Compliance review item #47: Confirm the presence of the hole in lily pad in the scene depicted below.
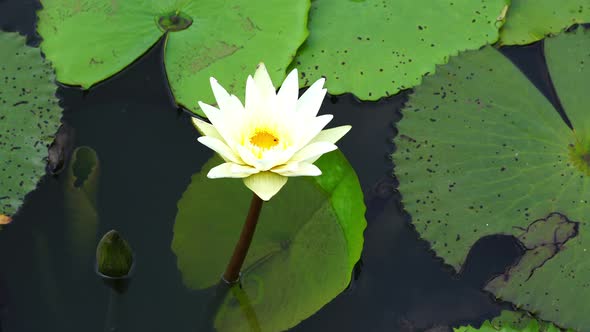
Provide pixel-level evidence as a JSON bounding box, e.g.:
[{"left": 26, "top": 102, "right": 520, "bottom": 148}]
[{"left": 157, "top": 11, "right": 192, "bottom": 32}]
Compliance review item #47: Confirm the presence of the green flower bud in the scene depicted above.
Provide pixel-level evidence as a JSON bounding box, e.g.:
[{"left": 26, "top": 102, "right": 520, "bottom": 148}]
[{"left": 96, "top": 230, "right": 134, "bottom": 278}]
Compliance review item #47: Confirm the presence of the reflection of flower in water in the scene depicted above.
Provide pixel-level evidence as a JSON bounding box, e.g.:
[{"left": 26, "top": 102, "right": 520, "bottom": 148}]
[{"left": 193, "top": 63, "right": 351, "bottom": 200}]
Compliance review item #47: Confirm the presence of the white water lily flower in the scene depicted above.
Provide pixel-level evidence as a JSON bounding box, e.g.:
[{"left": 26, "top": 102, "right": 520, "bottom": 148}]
[{"left": 192, "top": 63, "right": 351, "bottom": 201}]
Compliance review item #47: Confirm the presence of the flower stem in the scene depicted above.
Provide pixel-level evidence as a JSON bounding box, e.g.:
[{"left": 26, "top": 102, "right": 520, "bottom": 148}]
[
  {"left": 104, "top": 289, "right": 120, "bottom": 332},
  {"left": 222, "top": 194, "right": 264, "bottom": 284}
]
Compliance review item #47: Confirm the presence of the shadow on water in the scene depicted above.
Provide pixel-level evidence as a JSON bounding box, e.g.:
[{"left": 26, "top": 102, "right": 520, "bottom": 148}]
[{"left": 0, "top": 0, "right": 554, "bottom": 331}]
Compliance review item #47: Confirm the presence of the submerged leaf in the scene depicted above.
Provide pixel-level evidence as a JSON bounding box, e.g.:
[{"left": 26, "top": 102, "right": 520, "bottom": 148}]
[
  {"left": 454, "top": 311, "right": 571, "bottom": 332},
  {"left": 65, "top": 146, "right": 100, "bottom": 260},
  {"left": 499, "top": 0, "right": 590, "bottom": 45},
  {"left": 0, "top": 32, "right": 62, "bottom": 218},
  {"left": 172, "top": 150, "right": 366, "bottom": 331},
  {"left": 37, "top": 0, "right": 309, "bottom": 116},
  {"left": 455, "top": 320, "right": 541, "bottom": 332},
  {"left": 393, "top": 28, "right": 590, "bottom": 330},
  {"left": 292, "top": 0, "right": 508, "bottom": 100}
]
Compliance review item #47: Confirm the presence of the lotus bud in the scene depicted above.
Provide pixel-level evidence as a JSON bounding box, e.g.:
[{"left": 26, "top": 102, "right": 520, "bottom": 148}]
[{"left": 96, "top": 230, "right": 134, "bottom": 278}]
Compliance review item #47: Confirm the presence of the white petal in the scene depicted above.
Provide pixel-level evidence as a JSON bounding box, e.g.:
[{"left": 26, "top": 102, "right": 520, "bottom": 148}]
[
  {"left": 236, "top": 145, "right": 263, "bottom": 169},
  {"left": 245, "top": 75, "right": 262, "bottom": 112},
  {"left": 209, "top": 78, "right": 245, "bottom": 113},
  {"left": 277, "top": 68, "right": 299, "bottom": 113},
  {"left": 243, "top": 172, "right": 288, "bottom": 201},
  {"left": 197, "top": 136, "right": 242, "bottom": 164},
  {"left": 236, "top": 145, "right": 284, "bottom": 171},
  {"left": 253, "top": 63, "right": 276, "bottom": 99},
  {"left": 296, "top": 78, "right": 327, "bottom": 117},
  {"left": 198, "top": 101, "right": 220, "bottom": 118},
  {"left": 191, "top": 117, "right": 223, "bottom": 140},
  {"left": 225, "top": 94, "right": 246, "bottom": 113},
  {"left": 207, "top": 163, "right": 259, "bottom": 178},
  {"left": 271, "top": 162, "right": 322, "bottom": 177},
  {"left": 264, "top": 147, "right": 298, "bottom": 169},
  {"left": 198, "top": 101, "right": 239, "bottom": 145},
  {"left": 209, "top": 78, "right": 231, "bottom": 107},
  {"left": 309, "top": 125, "right": 351, "bottom": 144},
  {"left": 269, "top": 162, "right": 300, "bottom": 174},
  {"left": 295, "top": 114, "right": 334, "bottom": 150},
  {"left": 291, "top": 142, "right": 337, "bottom": 162}
]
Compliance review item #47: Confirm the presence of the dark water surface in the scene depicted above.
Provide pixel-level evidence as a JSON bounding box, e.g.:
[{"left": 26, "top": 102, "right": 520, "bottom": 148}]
[{"left": 0, "top": 1, "right": 551, "bottom": 331}]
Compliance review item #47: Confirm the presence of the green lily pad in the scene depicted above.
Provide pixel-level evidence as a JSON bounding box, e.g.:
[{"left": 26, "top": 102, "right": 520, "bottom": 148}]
[
  {"left": 171, "top": 150, "right": 366, "bottom": 331},
  {"left": 499, "top": 0, "right": 590, "bottom": 45},
  {"left": 216, "top": 285, "right": 262, "bottom": 332},
  {"left": 37, "top": 0, "right": 309, "bottom": 116},
  {"left": 292, "top": 0, "right": 509, "bottom": 100},
  {"left": 454, "top": 311, "right": 567, "bottom": 332},
  {"left": 0, "top": 32, "right": 62, "bottom": 220},
  {"left": 393, "top": 28, "right": 590, "bottom": 330}
]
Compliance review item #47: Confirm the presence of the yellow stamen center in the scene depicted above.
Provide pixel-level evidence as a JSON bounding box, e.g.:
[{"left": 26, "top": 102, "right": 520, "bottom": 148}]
[{"left": 250, "top": 130, "right": 280, "bottom": 149}]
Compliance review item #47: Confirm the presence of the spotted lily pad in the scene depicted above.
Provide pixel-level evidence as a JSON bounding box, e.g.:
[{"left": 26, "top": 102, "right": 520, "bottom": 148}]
[
  {"left": 454, "top": 311, "right": 567, "bottom": 332},
  {"left": 393, "top": 28, "right": 590, "bottom": 329},
  {"left": 0, "top": 32, "right": 62, "bottom": 221},
  {"left": 292, "top": 0, "right": 509, "bottom": 100},
  {"left": 172, "top": 150, "right": 366, "bottom": 331},
  {"left": 499, "top": 0, "right": 590, "bottom": 45},
  {"left": 37, "top": 0, "right": 309, "bottom": 116}
]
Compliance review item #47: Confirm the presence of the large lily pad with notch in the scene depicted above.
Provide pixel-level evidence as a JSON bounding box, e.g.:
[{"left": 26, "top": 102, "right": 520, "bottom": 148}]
[
  {"left": 454, "top": 311, "right": 568, "bottom": 332},
  {"left": 172, "top": 150, "right": 366, "bottom": 331},
  {"left": 292, "top": 0, "right": 509, "bottom": 100},
  {"left": 0, "top": 32, "right": 62, "bottom": 221},
  {"left": 37, "top": 0, "right": 309, "bottom": 116},
  {"left": 393, "top": 28, "right": 590, "bottom": 330},
  {"left": 499, "top": 0, "right": 590, "bottom": 45}
]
